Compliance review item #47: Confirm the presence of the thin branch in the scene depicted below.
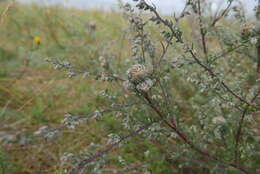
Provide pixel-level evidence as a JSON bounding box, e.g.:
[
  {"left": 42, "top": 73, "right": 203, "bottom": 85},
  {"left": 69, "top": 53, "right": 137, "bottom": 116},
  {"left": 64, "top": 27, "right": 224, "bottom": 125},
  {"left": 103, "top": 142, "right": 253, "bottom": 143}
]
[
  {"left": 211, "top": 0, "right": 233, "bottom": 27},
  {"left": 188, "top": 48, "right": 254, "bottom": 107},
  {"left": 210, "top": 39, "right": 249, "bottom": 64},
  {"left": 141, "top": 1, "right": 253, "bottom": 108},
  {"left": 142, "top": 92, "right": 250, "bottom": 174},
  {"left": 143, "top": 4, "right": 175, "bottom": 67},
  {"left": 134, "top": 2, "right": 251, "bottom": 173},
  {"left": 174, "top": 0, "right": 190, "bottom": 22},
  {"left": 51, "top": 102, "right": 145, "bottom": 133},
  {"left": 69, "top": 120, "right": 158, "bottom": 174},
  {"left": 116, "top": 147, "right": 226, "bottom": 174},
  {"left": 45, "top": 58, "right": 125, "bottom": 81},
  {"left": 256, "top": 0, "right": 260, "bottom": 72},
  {"left": 234, "top": 89, "right": 260, "bottom": 163},
  {"left": 257, "top": 40, "right": 260, "bottom": 73},
  {"left": 140, "top": 30, "right": 146, "bottom": 63},
  {"left": 116, "top": 149, "right": 174, "bottom": 174},
  {"left": 197, "top": 0, "right": 208, "bottom": 60}
]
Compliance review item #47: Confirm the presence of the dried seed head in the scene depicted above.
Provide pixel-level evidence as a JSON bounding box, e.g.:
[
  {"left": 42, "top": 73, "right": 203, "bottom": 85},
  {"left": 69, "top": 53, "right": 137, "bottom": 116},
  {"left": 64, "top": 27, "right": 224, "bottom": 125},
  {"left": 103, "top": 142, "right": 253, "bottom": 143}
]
[
  {"left": 241, "top": 21, "right": 260, "bottom": 39},
  {"left": 127, "top": 64, "right": 147, "bottom": 82}
]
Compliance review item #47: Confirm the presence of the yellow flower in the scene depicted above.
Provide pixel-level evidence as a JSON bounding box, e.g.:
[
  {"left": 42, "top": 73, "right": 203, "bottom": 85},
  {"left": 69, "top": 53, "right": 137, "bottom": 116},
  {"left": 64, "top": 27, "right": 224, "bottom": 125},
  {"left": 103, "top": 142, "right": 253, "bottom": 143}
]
[
  {"left": 34, "top": 36, "right": 41, "bottom": 45},
  {"left": 59, "top": 21, "right": 65, "bottom": 27}
]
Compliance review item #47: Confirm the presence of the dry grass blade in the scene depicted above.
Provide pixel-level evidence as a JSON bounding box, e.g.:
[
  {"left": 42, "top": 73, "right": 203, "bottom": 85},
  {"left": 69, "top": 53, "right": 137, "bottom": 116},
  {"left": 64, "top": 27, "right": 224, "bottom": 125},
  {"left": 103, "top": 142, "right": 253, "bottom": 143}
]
[{"left": 0, "top": 0, "right": 15, "bottom": 26}]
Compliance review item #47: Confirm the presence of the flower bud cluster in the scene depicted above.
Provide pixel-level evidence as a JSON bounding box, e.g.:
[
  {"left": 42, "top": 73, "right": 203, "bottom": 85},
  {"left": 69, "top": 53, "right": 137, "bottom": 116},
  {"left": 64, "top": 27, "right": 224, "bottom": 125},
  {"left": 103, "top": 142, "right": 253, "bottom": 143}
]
[{"left": 241, "top": 21, "right": 260, "bottom": 40}]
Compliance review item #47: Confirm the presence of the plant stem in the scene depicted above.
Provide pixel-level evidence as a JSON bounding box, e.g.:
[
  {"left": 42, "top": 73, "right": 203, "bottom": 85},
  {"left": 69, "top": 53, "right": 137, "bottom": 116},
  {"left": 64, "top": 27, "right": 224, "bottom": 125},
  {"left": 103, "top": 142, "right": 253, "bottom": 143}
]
[
  {"left": 234, "top": 89, "right": 260, "bottom": 163},
  {"left": 143, "top": 93, "right": 250, "bottom": 174},
  {"left": 197, "top": 0, "right": 208, "bottom": 62},
  {"left": 257, "top": 0, "right": 260, "bottom": 72}
]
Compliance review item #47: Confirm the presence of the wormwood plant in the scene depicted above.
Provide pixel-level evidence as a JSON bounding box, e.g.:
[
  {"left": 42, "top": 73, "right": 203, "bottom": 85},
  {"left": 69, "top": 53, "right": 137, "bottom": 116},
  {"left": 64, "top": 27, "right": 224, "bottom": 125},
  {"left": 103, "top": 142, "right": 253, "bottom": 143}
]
[{"left": 38, "top": 0, "right": 260, "bottom": 173}]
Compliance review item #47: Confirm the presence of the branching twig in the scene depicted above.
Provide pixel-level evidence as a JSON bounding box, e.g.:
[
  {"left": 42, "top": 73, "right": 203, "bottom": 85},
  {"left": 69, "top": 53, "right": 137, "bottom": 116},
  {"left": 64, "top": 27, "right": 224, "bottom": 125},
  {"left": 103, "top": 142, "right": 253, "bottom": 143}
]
[
  {"left": 197, "top": 0, "right": 208, "bottom": 60},
  {"left": 234, "top": 89, "right": 260, "bottom": 163},
  {"left": 210, "top": 39, "right": 249, "bottom": 63},
  {"left": 51, "top": 102, "right": 145, "bottom": 133},
  {"left": 45, "top": 58, "right": 125, "bottom": 81},
  {"left": 211, "top": 0, "right": 233, "bottom": 27},
  {"left": 69, "top": 120, "right": 158, "bottom": 174},
  {"left": 188, "top": 49, "right": 255, "bottom": 107},
  {"left": 116, "top": 149, "right": 175, "bottom": 174},
  {"left": 141, "top": 1, "right": 254, "bottom": 108},
  {"left": 142, "top": 92, "right": 250, "bottom": 174},
  {"left": 257, "top": 0, "right": 260, "bottom": 72},
  {"left": 174, "top": 0, "right": 190, "bottom": 22},
  {"left": 133, "top": 2, "right": 251, "bottom": 173},
  {"left": 116, "top": 147, "right": 226, "bottom": 174}
]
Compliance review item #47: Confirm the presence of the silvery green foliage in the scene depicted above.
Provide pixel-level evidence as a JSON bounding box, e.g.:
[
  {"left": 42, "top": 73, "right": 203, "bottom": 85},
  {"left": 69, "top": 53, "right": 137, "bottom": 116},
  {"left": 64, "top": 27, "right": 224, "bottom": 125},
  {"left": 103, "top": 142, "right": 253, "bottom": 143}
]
[
  {"left": 60, "top": 153, "right": 76, "bottom": 165},
  {"left": 62, "top": 114, "right": 81, "bottom": 129},
  {"left": 34, "top": 126, "right": 60, "bottom": 140},
  {"left": 41, "top": 0, "right": 260, "bottom": 173},
  {"left": 60, "top": 143, "right": 109, "bottom": 173},
  {"left": 107, "top": 133, "right": 121, "bottom": 144},
  {"left": 136, "top": 78, "right": 153, "bottom": 92},
  {"left": 44, "top": 57, "right": 90, "bottom": 78}
]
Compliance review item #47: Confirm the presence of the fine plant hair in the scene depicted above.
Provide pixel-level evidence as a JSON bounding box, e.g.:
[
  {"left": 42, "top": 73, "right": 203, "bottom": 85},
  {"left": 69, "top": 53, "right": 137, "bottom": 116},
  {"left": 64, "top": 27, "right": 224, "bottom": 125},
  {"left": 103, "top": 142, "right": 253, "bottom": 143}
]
[{"left": 39, "top": 0, "right": 260, "bottom": 173}]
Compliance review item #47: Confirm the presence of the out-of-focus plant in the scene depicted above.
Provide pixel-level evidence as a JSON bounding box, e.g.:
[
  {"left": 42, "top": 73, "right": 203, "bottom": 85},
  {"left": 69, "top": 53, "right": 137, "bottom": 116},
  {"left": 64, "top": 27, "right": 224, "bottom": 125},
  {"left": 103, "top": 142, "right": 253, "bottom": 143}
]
[{"left": 40, "top": 0, "right": 260, "bottom": 173}]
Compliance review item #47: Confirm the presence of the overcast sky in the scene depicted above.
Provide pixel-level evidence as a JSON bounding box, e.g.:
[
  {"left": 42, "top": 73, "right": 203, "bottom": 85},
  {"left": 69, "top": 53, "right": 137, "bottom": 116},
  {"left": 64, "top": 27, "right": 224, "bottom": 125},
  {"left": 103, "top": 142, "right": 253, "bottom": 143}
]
[{"left": 19, "top": 0, "right": 257, "bottom": 16}]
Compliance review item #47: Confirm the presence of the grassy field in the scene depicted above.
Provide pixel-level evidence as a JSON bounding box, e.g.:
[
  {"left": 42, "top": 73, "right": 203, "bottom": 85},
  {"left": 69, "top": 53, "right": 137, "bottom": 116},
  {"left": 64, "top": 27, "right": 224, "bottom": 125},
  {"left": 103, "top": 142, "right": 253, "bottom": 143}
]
[{"left": 0, "top": 1, "right": 259, "bottom": 174}]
